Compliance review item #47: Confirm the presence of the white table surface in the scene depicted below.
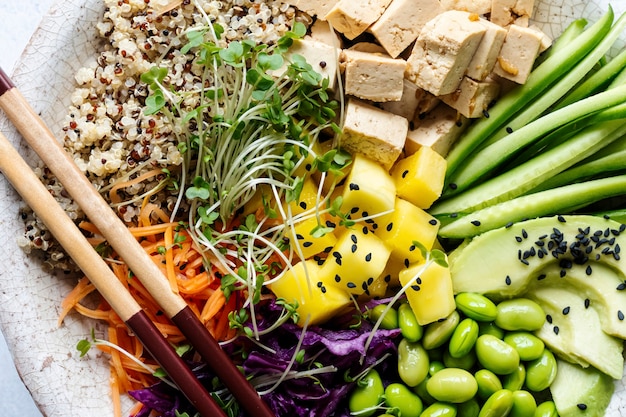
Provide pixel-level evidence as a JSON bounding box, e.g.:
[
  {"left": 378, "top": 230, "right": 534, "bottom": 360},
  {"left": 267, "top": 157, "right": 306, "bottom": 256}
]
[{"left": 0, "top": 0, "right": 56, "bottom": 414}]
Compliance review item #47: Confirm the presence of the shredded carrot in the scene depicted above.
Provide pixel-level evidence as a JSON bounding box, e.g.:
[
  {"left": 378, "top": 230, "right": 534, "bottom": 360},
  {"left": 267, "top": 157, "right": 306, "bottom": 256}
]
[
  {"left": 109, "top": 168, "right": 164, "bottom": 205},
  {"left": 164, "top": 225, "right": 179, "bottom": 294}
]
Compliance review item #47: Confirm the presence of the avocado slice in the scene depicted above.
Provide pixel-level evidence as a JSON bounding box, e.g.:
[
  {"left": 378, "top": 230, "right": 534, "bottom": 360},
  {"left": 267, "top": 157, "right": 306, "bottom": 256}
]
[
  {"left": 450, "top": 215, "right": 626, "bottom": 299},
  {"left": 551, "top": 359, "right": 616, "bottom": 417},
  {"left": 527, "top": 285, "right": 624, "bottom": 380},
  {"left": 528, "top": 262, "right": 626, "bottom": 339}
]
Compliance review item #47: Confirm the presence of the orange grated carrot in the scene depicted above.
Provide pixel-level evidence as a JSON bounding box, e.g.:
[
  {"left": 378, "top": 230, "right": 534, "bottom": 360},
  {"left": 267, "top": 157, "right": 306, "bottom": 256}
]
[
  {"left": 164, "top": 225, "right": 179, "bottom": 294},
  {"left": 109, "top": 168, "right": 164, "bottom": 205}
]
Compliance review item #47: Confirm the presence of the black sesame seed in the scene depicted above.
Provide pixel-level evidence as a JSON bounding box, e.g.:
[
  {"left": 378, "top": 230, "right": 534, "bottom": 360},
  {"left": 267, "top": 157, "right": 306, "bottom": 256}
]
[
  {"left": 471, "top": 220, "right": 481, "bottom": 226},
  {"left": 429, "top": 219, "right": 438, "bottom": 226},
  {"left": 546, "top": 314, "right": 553, "bottom": 324},
  {"left": 617, "top": 282, "right": 626, "bottom": 291},
  {"left": 386, "top": 222, "right": 394, "bottom": 232},
  {"left": 349, "top": 183, "right": 360, "bottom": 191},
  {"left": 367, "top": 277, "right": 374, "bottom": 285},
  {"left": 505, "top": 222, "right": 513, "bottom": 228},
  {"left": 505, "top": 276, "right": 512, "bottom": 285},
  {"left": 365, "top": 253, "right": 372, "bottom": 262},
  {"left": 299, "top": 201, "right": 307, "bottom": 210},
  {"left": 522, "top": 229, "right": 528, "bottom": 239},
  {"left": 351, "top": 244, "right": 357, "bottom": 253},
  {"left": 303, "top": 241, "right": 313, "bottom": 248},
  {"left": 326, "top": 220, "right": 336, "bottom": 228},
  {"left": 537, "top": 274, "right": 546, "bottom": 280},
  {"left": 449, "top": 183, "right": 458, "bottom": 190},
  {"left": 363, "top": 226, "right": 369, "bottom": 234},
  {"left": 557, "top": 215, "right": 566, "bottom": 222},
  {"left": 351, "top": 234, "right": 357, "bottom": 243},
  {"left": 321, "top": 286, "right": 327, "bottom": 293},
  {"left": 483, "top": 109, "right": 490, "bottom": 118},
  {"left": 416, "top": 277, "right": 422, "bottom": 285},
  {"left": 402, "top": 170, "right": 409, "bottom": 178},
  {"left": 618, "top": 310, "right": 624, "bottom": 321},
  {"left": 584, "top": 298, "right": 590, "bottom": 308},
  {"left": 316, "top": 281, "right": 323, "bottom": 288},
  {"left": 577, "top": 404, "right": 587, "bottom": 411},
  {"left": 515, "top": 236, "right": 523, "bottom": 243},
  {"left": 411, "top": 285, "right": 421, "bottom": 291},
  {"left": 334, "top": 274, "right": 341, "bottom": 283},
  {"left": 404, "top": 258, "right": 410, "bottom": 268},
  {"left": 347, "top": 282, "right": 356, "bottom": 289},
  {"left": 553, "top": 326, "right": 560, "bottom": 335},
  {"left": 562, "top": 306, "right": 570, "bottom": 315},
  {"left": 506, "top": 127, "right": 513, "bottom": 133},
  {"left": 586, "top": 265, "right": 592, "bottom": 275}
]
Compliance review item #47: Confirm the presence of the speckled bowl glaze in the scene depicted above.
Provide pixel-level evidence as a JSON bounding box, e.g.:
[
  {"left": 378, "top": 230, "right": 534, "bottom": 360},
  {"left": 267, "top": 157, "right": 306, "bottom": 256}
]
[{"left": 0, "top": 0, "right": 624, "bottom": 416}]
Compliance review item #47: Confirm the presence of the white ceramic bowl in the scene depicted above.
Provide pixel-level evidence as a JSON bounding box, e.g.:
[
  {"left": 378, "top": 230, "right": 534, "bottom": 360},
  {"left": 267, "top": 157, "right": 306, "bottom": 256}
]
[{"left": 0, "top": 0, "right": 624, "bottom": 415}]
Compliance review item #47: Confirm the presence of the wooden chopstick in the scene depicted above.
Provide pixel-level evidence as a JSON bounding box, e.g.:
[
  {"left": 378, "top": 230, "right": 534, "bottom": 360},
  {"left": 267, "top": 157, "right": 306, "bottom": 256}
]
[
  {"left": 0, "top": 68, "right": 275, "bottom": 417},
  {"left": 0, "top": 129, "right": 226, "bottom": 416}
]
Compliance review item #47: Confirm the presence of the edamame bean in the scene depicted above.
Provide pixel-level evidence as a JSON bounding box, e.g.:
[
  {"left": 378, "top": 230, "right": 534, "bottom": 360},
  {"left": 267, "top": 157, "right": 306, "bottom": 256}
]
[
  {"left": 474, "top": 369, "right": 503, "bottom": 399},
  {"left": 426, "top": 368, "right": 478, "bottom": 403},
  {"left": 449, "top": 318, "right": 479, "bottom": 358},
  {"left": 370, "top": 304, "right": 398, "bottom": 330},
  {"left": 525, "top": 349, "right": 557, "bottom": 392},
  {"left": 501, "top": 364, "right": 526, "bottom": 391},
  {"left": 510, "top": 390, "right": 537, "bottom": 417},
  {"left": 348, "top": 369, "right": 384, "bottom": 417},
  {"left": 478, "top": 389, "right": 514, "bottom": 417},
  {"left": 414, "top": 376, "right": 437, "bottom": 405},
  {"left": 399, "top": 303, "right": 423, "bottom": 342},
  {"left": 420, "top": 402, "right": 458, "bottom": 417},
  {"left": 423, "top": 311, "right": 461, "bottom": 350},
  {"left": 478, "top": 321, "right": 505, "bottom": 339},
  {"left": 458, "top": 398, "right": 480, "bottom": 417},
  {"left": 495, "top": 299, "right": 545, "bottom": 331},
  {"left": 398, "top": 338, "right": 429, "bottom": 387},
  {"left": 534, "top": 401, "right": 558, "bottom": 417},
  {"left": 443, "top": 349, "right": 476, "bottom": 371},
  {"left": 455, "top": 292, "right": 498, "bottom": 322},
  {"left": 475, "top": 334, "right": 520, "bottom": 375},
  {"left": 429, "top": 360, "right": 445, "bottom": 375},
  {"left": 503, "top": 332, "right": 545, "bottom": 361},
  {"left": 384, "top": 383, "right": 423, "bottom": 417}
]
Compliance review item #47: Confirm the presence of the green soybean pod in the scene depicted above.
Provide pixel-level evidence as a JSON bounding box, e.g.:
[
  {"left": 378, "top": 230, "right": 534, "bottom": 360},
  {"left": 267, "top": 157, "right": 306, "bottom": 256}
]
[
  {"left": 443, "top": 349, "right": 477, "bottom": 371},
  {"left": 370, "top": 304, "right": 399, "bottom": 330},
  {"left": 475, "top": 334, "right": 520, "bottom": 375},
  {"left": 474, "top": 369, "right": 503, "bottom": 400},
  {"left": 426, "top": 368, "right": 478, "bottom": 403},
  {"left": 449, "top": 318, "right": 479, "bottom": 358},
  {"left": 510, "top": 390, "right": 537, "bottom": 417},
  {"left": 456, "top": 292, "right": 498, "bottom": 321},
  {"left": 478, "top": 321, "right": 505, "bottom": 339},
  {"left": 501, "top": 364, "right": 526, "bottom": 391},
  {"left": 398, "top": 338, "right": 430, "bottom": 387},
  {"left": 478, "top": 389, "right": 514, "bottom": 417},
  {"left": 525, "top": 349, "right": 557, "bottom": 392},
  {"left": 420, "top": 402, "right": 458, "bottom": 417},
  {"left": 503, "top": 332, "right": 545, "bottom": 361},
  {"left": 495, "top": 299, "right": 545, "bottom": 331},
  {"left": 423, "top": 310, "right": 461, "bottom": 350},
  {"left": 348, "top": 369, "right": 384, "bottom": 417},
  {"left": 399, "top": 303, "right": 423, "bottom": 342},
  {"left": 534, "top": 401, "right": 558, "bottom": 417},
  {"left": 458, "top": 398, "right": 481, "bottom": 417},
  {"left": 384, "top": 383, "right": 423, "bottom": 417}
]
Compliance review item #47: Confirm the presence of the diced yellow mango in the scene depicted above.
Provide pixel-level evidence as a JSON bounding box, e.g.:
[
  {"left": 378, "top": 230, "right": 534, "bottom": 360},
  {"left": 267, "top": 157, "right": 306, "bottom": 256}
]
[
  {"left": 399, "top": 257, "right": 455, "bottom": 325},
  {"left": 391, "top": 146, "right": 447, "bottom": 209},
  {"left": 270, "top": 260, "right": 351, "bottom": 326},
  {"left": 289, "top": 215, "right": 338, "bottom": 260},
  {"left": 321, "top": 227, "right": 392, "bottom": 295},
  {"left": 287, "top": 177, "right": 323, "bottom": 216},
  {"left": 366, "top": 273, "right": 389, "bottom": 299},
  {"left": 341, "top": 153, "right": 396, "bottom": 232},
  {"left": 376, "top": 198, "right": 440, "bottom": 265}
]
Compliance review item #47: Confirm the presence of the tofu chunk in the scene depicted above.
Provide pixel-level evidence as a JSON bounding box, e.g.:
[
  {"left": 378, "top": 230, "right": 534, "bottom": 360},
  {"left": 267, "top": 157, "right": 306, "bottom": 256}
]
[
  {"left": 369, "top": 0, "right": 444, "bottom": 58},
  {"left": 277, "top": 38, "right": 340, "bottom": 90},
  {"left": 491, "top": 0, "right": 536, "bottom": 27},
  {"left": 381, "top": 79, "right": 424, "bottom": 120},
  {"left": 342, "top": 49, "right": 406, "bottom": 102},
  {"left": 466, "top": 19, "right": 507, "bottom": 81},
  {"left": 406, "top": 10, "right": 486, "bottom": 96},
  {"left": 493, "top": 25, "right": 543, "bottom": 84},
  {"left": 341, "top": 98, "right": 409, "bottom": 169},
  {"left": 406, "top": 103, "right": 467, "bottom": 157},
  {"left": 324, "top": 0, "right": 393, "bottom": 40},
  {"left": 307, "top": 19, "right": 343, "bottom": 48},
  {"left": 440, "top": 0, "right": 491, "bottom": 15},
  {"left": 284, "top": 0, "right": 338, "bottom": 20},
  {"left": 440, "top": 76, "right": 500, "bottom": 118}
]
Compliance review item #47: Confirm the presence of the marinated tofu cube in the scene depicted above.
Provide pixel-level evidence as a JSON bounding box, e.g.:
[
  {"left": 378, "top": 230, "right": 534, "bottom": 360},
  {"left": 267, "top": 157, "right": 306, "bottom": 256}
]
[
  {"left": 405, "top": 103, "right": 467, "bottom": 157},
  {"left": 491, "top": 0, "right": 536, "bottom": 27},
  {"left": 440, "top": 0, "right": 491, "bottom": 14},
  {"left": 324, "top": 0, "right": 393, "bottom": 40},
  {"left": 440, "top": 76, "right": 500, "bottom": 118},
  {"left": 493, "top": 24, "right": 543, "bottom": 84},
  {"left": 466, "top": 19, "right": 507, "bottom": 81},
  {"left": 415, "top": 91, "right": 441, "bottom": 116},
  {"left": 341, "top": 99, "right": 408, "bottom": 169},
  {"left": 381, "top": 79, "right": 423, "bottom": 121},
  {"left": 342, "top": 49, "right": 406, "bottom": 102},
  {"left": 279, "top": 38, "right": 340, "bottom": 90},
  {"left": 406, "top": 10, "right": 487, "bottom": 96},
  {"left": 307, "top": 19, "right": 343, "bottom": 48},
  {"left": 283, "top": 0, "right": 338, "bottom": 20},
  {"left": 369, "top": 0, "right": 444, "bottom": 58}
]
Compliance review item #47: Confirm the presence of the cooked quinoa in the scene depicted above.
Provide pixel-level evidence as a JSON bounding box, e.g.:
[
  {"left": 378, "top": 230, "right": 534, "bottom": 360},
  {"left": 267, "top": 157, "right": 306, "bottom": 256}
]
[{"left": 18, "top": 0, "right": 306, "bottom": 269}]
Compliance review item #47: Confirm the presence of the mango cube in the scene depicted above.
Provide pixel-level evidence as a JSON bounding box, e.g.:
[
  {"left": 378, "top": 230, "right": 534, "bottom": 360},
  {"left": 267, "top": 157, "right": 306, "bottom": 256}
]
[
  {"left": 399, "top": 256, "right": 455, "bottom": 325},
  {"left": 270, "top": 260, "right": 351, "bottom": 326},
  {"left": 341, "top": 153, "right": 396, "bottom": 232},
  {"left": 289, "top": 215, "right": 338, "bottom": 260},
  {"left": 391, "top": 146, "right": 447, "bottom": 209},
  {"left": 321, "top": 227, "right": 392, "bottom": 295},
  {"left": 376, "top": 198, "right": 440, "bottom": 265}
]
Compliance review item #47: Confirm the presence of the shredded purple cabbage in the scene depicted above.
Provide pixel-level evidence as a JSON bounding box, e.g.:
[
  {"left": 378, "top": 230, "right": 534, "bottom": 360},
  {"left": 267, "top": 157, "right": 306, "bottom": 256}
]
[{"left": 129, "top": 299, "right": 400, "bottom": 417}]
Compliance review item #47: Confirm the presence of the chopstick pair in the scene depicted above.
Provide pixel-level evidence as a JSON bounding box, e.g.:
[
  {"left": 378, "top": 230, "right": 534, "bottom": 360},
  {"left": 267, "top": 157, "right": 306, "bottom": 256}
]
[{"left": 0, "top": 68, "right": 275, "bottom": 417}]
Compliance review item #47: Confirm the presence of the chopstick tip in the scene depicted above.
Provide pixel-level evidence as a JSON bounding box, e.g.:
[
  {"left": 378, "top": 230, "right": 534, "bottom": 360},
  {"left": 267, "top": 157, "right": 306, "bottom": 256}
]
[{"left": 0, "top": 67, "right": 15, "bottom": 96}]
